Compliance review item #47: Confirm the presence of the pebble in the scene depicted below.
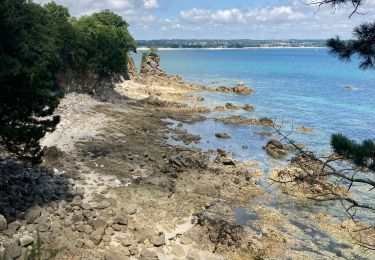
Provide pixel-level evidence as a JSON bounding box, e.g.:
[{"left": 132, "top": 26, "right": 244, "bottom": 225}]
[
  {"left": 187, "top": 249, "right": 201, "bottom": 260},
  {"left": 90, "top": 229, "right": 104, "bottom": 245},
  {"left": 151, "top": 233, "right": 165, "bottom": 247},
  {"left": 105, "top": 251, "right": 128, "bottom": 260},
  {"left": 20, "top": 234, "right": 34, "bottom": 247},
  {"left": 140, "top": 248, "right": 158, "bottom": 259},
  {"left": 180, "top": 235, "right": 193, "bottom": 245},
  {"left": 171, "top": 244, "right": 185, "bottom": 257},
  {"left": 113, "top": 214, "right": 128, "bottom": 225}
]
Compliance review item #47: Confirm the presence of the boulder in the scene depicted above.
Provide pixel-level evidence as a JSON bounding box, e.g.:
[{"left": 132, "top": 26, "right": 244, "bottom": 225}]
[
  {"left": 140, "top": 55, "right": 167, "bottom": 77},
  {"left": 263, "top": 139, "right": 289, "bottom": 158},
  {"left": 233, "top": 82, "right": 255, "bottom": 95},
  {"left": 24, "top": 206, "right": 42, "bottom": 224},
  {"left": 5, "top": 240, "right": 21, "bottom": 259}
]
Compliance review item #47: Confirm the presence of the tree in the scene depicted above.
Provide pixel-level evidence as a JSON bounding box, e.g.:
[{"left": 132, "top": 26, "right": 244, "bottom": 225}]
[
  {"left": 0, "top": 0, "right": 63, "bottom": 162},
  {"left": 72, "top": 10, "right": 137, "bottom": 76},
  {"left": 0, "top": 1, "right": 137, "bottom": 162}
]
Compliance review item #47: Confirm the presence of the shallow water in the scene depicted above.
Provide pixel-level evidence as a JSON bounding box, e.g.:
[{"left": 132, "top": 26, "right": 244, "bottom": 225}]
[{"left": 133, "top": 49, "right": 375, "bottom": 258}]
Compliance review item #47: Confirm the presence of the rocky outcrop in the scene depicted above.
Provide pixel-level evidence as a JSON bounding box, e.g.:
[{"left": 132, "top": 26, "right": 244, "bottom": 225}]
[
  {"left": 214, "top": 116, "right": 273, "bottom": 127},
  {"left": 216, "top": 82, "right": 255, "bottom": 95},
  {"left": 263, "top": 139, "right": 292, "bottom": 158},
  {"left": 127, "top": 56, "right": 137, "bottom": 80},
  {"left": 140, "top": 55, "right": 167, "bottom": 77}
]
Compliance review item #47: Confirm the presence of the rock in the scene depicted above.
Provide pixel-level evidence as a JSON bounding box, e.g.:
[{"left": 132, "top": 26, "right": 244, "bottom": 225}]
[
  {"left": 0, "top": 214, "right": 7, "bottom": 231},
  {"left": 105, "top": 251, "right": 128, "bottom": 260},
  {"left": 243, "top": 104, "right": 255, "bottom": 111},
  {"left": 121, "top": 233, "right": 134, "bottom": 246},
  {"left": 90, "top": 229, "right": 104, "bottom": 245},
  {"left": 151, "top": 233, "right": 165, "bottom": 247},
  {"left": 112, "top": 224, "right": 123, "bottom": 232},
  {"left": 75, "top": 239, "right": 84, "bottom": 248},
  {"left": 296, "top": 126, "right": 314, "bottom": 133},
  {"left": 225, "top": 102, "right": 239, "bottom": 110},
  {"left": 263, "top": 139, "right": 289, "bottom": 158},
  {"left": 92, "top": 218, "right": 107, "bottom": 230},
  {"left": 140, "top": 55, "right": 167, "bottom": 77},
  {"left": 84, "top": 239, "right": 95, "bottom": 249},
  {"left": 221, "top": 158, "right": 236, "bottom": 166},
  {"left": 105, "top": 227, "right": 115, "bottom": 236},
  {"left": 140, "top": 248, "right": 158, "bottom": 259},
  {"left": 233, "top": 82, "right": 255, "bottom": 95},
  {"left": 242, "top": 145, "right": 248, "bottom": 149},
  {"left": 187, "top": 249, "right": 201, "bottom": 260},
  {"left": 20, "top": 235, "right": 34, "bottom": 247},
  {"left": 24, "top": 206, "right": 41, "bottom": 224},
  {"left": 38, "top": 221, "right": 51, "bottom": 232},
  {"left": 215, "top": 133, "right": 230, "bottom": 139},
  {"left": 171, "top": 244, "right": 185, "bottom": 257},
  {"left": 71, "top": 196, "right": 83, "bottom": 207},
  {"left": 113, "top": 214, "right": 128, "bottom": 225},
  {"left": 253, "top": 131, "right": 272, "bottom": 137},
  {"left": 93, "top": 201, "right": 110, "bottom": 209},
  {"left": 124, "top": 204, "right": 137, "bottom": 215},
  {"left": 215, "top": 116, "right": 273, "bottom": 127},
  {"left": 5, "top": 240, "right": 21, "bottom": 259},
  {"left": 180, "top": 235, "right": 193, "bottom": 245}
]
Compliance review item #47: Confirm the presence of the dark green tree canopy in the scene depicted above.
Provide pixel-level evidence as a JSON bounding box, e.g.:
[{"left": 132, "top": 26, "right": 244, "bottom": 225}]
[
  {"left": 0, "top": 0, "right": 136, "bottom": 162},
  {"left": 328, "top": 22, "right": 375, "bottom": 70}
]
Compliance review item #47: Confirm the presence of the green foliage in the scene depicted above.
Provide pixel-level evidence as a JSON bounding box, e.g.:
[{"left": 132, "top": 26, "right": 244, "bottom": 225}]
[
  {"left": 0, "top": 1, "right": 136, "bottom": 162},
  {"left": 0, "top": 0, "right": 63, "bottom": 162},
  {"left": 327, "top": 22, "right": 375, "bottom": 70},
  {"left": 72, "top": 9, "right": 137, "bottom": 76},
  {"left": 331, "top": 133, "right": 375, "bottom": 170},
  {"left": 24, "top": 232, "right": 59, "bottom": 260}
]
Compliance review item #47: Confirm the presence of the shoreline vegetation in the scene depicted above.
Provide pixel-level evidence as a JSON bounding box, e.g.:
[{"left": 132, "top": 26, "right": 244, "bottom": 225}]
[{"left": 137, "top": 46, "right": 328, "bottom": 51}]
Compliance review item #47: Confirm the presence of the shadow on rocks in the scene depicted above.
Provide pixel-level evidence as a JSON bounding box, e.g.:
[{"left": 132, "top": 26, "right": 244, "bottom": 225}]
[{"left": 0, "top": 157, "right": 73, "bottom": 223}]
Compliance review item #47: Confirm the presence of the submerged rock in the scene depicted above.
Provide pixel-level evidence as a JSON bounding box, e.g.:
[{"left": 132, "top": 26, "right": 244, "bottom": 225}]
[
  {"left": 263, "top": 139, "right": 291, "bottom": 158},
  {"left": 233, "top": 82, "right": 256, "bottom": 95},
  {"left": 215, "top": 133, "right": 231, "bottom": 139},
  {"left": 215, "top": 82, "right": 255, "bottom": 95}
]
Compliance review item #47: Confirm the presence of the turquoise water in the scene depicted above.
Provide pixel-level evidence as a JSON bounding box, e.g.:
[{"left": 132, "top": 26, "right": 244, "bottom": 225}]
[{"left": 134, "top": 49, "right": 375, "bottom": 164}]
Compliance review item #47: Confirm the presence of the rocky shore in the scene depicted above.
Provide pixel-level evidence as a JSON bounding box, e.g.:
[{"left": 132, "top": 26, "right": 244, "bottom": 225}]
[{"left": 0, "top": 55, "right": 373, "bottom": 260}]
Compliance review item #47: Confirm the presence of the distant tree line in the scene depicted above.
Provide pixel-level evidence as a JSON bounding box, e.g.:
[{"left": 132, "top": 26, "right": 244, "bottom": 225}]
[
  {"left": 0, "top": 0, "right": 136, "bottom": 162},
  {"left": 137, "top": 39, "right": 326, "bottom": 49}
]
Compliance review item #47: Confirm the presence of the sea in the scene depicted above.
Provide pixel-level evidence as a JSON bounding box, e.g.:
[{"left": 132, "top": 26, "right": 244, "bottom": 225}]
[{"left": 132, "top": 48, "right": 375, "bottom": 258}]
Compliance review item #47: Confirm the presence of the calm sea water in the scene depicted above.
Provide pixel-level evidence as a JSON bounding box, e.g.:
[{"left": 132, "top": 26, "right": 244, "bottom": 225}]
[{"left": 133, "top": 48, "right": 375, "bottom": 167}]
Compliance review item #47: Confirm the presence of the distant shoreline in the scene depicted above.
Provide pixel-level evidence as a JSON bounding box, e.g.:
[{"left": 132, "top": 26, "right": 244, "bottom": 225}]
[{"left": 137, "top": 47, "right": 327, "bottom": 51}]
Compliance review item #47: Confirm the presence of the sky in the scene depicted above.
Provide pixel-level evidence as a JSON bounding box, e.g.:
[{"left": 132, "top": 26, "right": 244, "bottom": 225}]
[{"left": 35, "top": 0, "right": 375, "bottom": 40}]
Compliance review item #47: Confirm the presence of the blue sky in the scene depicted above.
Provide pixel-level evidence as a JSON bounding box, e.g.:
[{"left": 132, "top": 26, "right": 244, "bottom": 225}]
[{"left": 35, "top": 0, "right": 375, "bottom": 40}]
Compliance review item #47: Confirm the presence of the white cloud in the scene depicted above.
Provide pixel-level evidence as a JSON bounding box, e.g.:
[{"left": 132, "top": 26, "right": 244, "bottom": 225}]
[
  {"left": 143, "top": 0, "right": 159, "bottom": 9},
  {"left": 180, "top": 6, "right": 306, "bottom": 24}
]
